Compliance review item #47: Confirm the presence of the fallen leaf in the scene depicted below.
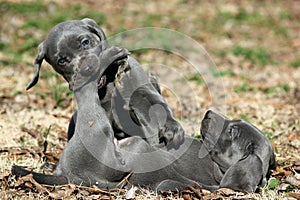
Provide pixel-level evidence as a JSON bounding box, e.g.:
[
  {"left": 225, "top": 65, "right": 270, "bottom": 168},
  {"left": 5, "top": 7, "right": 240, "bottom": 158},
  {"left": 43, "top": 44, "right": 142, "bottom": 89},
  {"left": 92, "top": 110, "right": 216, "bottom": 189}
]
[
  {"left": 216, "top": 188, "right": 244, "bottom": 196},
  {"left": 202, "top": 194, "right": 225, "bottom": 200},
  {"left": 21, "top": 127, "right": 40, "bottom": 139},
  {"left": 286, "top": 175, "right": 300, "bottom": 188},
  {"left": 16, "top": 174, "right": 50, "bottom": 194},
  {"left": 287, "top": 192, "right": 300, "bottom": 199},
  {"left": 125, "top": 186, "right": 137, "bottom": 199},
  {"left": 100, "top": 195, "right": 114, "bottom": 200},
  {"left": 278, "top": 183, "right": 290, "bottom": 191},
  {"left": 24, "top": 181, "right": 32, "bottom": 188},
  {"left": 182, "top": 193, "right": 191, "bottom": 200}
]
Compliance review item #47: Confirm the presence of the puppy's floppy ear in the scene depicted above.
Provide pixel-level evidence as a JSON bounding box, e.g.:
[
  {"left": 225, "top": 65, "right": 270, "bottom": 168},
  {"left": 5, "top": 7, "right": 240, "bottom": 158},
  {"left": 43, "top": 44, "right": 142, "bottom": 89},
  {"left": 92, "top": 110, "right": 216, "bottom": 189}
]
[
  {"left": 26, "top": 42, "right": 46, "bottom": 90},
  {"left": 81, "top": 18, "right": 108, "bottom": 47}
]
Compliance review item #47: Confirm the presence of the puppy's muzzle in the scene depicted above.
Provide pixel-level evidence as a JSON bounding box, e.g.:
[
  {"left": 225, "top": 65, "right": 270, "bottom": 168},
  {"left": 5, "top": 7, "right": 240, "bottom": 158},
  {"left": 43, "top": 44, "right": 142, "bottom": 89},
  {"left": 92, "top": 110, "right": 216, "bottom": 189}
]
[{"left": 71, "top": 54, "right": 100, "bottom": 91}]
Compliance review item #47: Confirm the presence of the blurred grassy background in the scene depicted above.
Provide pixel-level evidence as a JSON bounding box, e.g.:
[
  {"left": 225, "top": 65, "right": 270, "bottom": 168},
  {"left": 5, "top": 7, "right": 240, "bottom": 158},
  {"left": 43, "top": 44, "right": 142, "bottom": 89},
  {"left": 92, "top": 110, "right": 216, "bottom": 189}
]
[
  {"left": 0, "top": 0, "right": 298, "bottom": 111},
  {"left": 1, "top": 0, "right": 299, "bottom": 66},
  {"left": 0, "top": 0, "right": 299, "bottom": 199}
]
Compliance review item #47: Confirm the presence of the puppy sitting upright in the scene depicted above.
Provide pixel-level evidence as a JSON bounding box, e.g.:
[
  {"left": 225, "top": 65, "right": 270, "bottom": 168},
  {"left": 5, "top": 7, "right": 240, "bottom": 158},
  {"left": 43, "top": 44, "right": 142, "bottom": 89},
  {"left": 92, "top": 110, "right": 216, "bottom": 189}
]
[{"left": 26, "top": 18, "right": 184, "bottom": 148}]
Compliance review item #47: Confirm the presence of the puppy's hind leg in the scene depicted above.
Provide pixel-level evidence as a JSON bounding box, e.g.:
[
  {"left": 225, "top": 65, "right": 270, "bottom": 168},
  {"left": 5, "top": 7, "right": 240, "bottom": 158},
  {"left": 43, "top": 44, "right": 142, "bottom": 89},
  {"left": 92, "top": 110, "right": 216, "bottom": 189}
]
[{"left": 156, "top": 179, "right": 219, "bottom": 192}]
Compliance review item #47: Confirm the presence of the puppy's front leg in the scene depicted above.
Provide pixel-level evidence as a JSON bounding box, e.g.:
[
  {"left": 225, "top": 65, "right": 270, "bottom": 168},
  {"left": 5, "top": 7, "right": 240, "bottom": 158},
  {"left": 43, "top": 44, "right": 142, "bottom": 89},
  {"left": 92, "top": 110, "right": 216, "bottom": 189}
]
[
  {"left": 112, "top": 57, "right": 185, "bottom": 149},
  {"left": 55, "top": 47, "right": 131, "bottom": 187}
]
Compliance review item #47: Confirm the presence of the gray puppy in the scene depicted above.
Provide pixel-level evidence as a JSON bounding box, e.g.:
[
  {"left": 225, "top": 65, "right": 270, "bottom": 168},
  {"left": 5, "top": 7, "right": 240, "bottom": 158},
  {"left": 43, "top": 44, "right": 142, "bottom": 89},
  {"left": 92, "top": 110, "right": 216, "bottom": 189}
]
[
  {"left": 26, "top": 18, "right": 184, "bottom": 148},
  {"left": 200, "top": 110, "right": 276, "bottom": 192},
  {"left": 13, "top": 45, "right": 218, "bottom": 191},
  {"left": 12, "top": 108, "right": 275, "bottom": 192},
  {"left": 12, "top": 19, "right": 276, "bottom": 192},
  {"left": 13, "top": 50, "right": 276, "bottom": 191}
]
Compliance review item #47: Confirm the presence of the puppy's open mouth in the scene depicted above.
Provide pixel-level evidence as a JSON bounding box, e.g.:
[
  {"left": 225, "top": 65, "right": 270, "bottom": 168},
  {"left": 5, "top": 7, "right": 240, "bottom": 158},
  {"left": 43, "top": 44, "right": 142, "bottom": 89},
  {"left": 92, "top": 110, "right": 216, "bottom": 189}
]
[{"left": 96, "top": 57, "right": 128, "bottom": 90}]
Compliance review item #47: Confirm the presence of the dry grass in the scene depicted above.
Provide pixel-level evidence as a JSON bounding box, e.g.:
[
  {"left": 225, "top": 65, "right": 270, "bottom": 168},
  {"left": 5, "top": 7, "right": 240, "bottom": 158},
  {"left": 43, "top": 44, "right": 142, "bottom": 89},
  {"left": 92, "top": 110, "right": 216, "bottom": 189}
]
[{"left": 0, "top": 0, "right": 299, "bottom": 199}]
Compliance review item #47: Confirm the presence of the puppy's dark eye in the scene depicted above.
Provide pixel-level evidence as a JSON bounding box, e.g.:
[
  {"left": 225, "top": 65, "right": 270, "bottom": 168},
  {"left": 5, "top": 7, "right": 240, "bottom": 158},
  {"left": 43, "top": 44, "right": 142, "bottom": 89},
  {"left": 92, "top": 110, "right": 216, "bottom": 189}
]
[
  {"left": 81, "top": 39, "right": 90, "bottom": 47},
  {"left": 58, "top": 58, "right": 67, "bottom": 65}
]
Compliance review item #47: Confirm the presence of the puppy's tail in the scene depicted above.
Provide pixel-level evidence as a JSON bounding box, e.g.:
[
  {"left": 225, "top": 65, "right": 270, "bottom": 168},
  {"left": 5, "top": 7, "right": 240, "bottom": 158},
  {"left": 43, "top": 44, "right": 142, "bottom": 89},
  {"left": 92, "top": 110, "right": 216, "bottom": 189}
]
[{"left": 12, "top": 165, "right": 68, "bottom": 186}]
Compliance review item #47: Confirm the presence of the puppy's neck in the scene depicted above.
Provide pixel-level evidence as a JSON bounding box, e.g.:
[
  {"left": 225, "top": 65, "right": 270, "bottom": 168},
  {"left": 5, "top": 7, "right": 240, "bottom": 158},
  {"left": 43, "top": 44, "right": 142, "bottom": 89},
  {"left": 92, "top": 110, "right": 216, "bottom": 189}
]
[{"left": 74, "top": 80, "right": 112, "bottom": 137}]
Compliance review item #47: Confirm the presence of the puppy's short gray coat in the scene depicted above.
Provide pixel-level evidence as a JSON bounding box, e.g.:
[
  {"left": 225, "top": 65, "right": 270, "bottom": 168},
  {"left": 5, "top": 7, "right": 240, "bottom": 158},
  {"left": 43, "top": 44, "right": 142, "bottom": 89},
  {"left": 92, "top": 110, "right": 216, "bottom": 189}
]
[
  {"left": 12, "top": 19, "right": 276, "bottom": 193},
  {"left": 26, "top": 18, "right": 184, "bottom": 148}
]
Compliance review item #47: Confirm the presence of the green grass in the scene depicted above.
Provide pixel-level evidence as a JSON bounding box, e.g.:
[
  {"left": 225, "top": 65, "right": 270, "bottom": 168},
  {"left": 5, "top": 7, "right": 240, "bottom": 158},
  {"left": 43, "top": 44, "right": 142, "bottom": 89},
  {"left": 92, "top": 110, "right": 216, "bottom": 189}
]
[
  {"left": 192, "top": 133, "right": 202, "bottom": 140},
  {"left": 212, "top": 49, "right": 227, "bottom": 57},
  {"left": 36, "top": 83, "right": 72, "bottom": 109},
  {"left": 204, "top": 8, "right": 276, "bottom": 33},
  {"left": 217, "top": 69, "right": 235, "bottom": 77},
  {"left": 263, "top": 131, "right": 274, "bottom": 141},
  {"left": 1, "top": 1, "right": 106, "bottom": 62},
  {"left": 138, "top": 14, "right": 163, "bottom": 27},
  {"left": 266, "top": 176, "right": 296, "bottom": 192},
  {"left": 235, "top": 83, "right": 290, "bottom": 95},
  {"left": 289, "top": 59, "right": 300, "bottom": 68},
  {"left": 263, "top": 84, "right": 290, "bottom": 94},
  {"left": 231, "top": 45, "right": 271, "bottom": 66},
  {"left": 218, "top": 9, "right": 261, "bottom": 25},
  {"left": 234, "top": 82, "right": 253, "bottom": 93},
  {"left": 51, "top": 84, "right": 73, "bottom": 108},
  {"left": 19, "top": 136, "right": 27, "bottom": 145},
  {"left": 22, "top": 4, "right": 106, "bottom": 31},
  {"left": 266, "top": 179, "right": 280, "bottom": 190},
  {"left": 42, "top": 125, "right": 52, "bottom": 138},
  {"left": 0, "top": 0, "right": 45, "bottom": 14},
  {"left": 0, "top": 41, "right": 6, "bottom": 50},
  {"left": 273, "top": 26, "right": 289, "bottom": 38},
  {"left": 111, "top": 28, "right": 190, "bottom": 53},
  {"left": 20, "top": 38, "right": 40, "bottom": 53},
  {"left": 13, "top": 90, "right": 23, "bottom": 96},
  {"left": 39, "top": 70, "right": 60, "bottom": 79},
  {"left": 35, "top": 89, "right": 48, "bottom": 99},
  {"left": 188, "top": 73, "right": 205, "bottom": 85},
  {"left": 239, "top": 114, "right": 251, "bottom": 123},
  {"left": 0, "top": 58, "right": 19, "bottom": 66},
  {"left": 214, "top": 45, "right": 273, "bottom": 66},
  {"left": 33, "top": 70, "right": 73, "bottom": 108},
  {"left": 279, "top": 11, "right": 291, "bottom": 20},
  {"left": 189, "top": 70, "right": 234, "bottom": 86}
]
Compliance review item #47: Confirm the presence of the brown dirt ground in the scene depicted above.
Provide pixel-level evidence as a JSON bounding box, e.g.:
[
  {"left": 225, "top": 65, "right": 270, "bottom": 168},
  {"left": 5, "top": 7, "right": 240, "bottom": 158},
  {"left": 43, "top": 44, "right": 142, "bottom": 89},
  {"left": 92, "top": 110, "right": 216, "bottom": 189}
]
[{"left": 0, "top": 0, "right": 299, "bottom": 199}]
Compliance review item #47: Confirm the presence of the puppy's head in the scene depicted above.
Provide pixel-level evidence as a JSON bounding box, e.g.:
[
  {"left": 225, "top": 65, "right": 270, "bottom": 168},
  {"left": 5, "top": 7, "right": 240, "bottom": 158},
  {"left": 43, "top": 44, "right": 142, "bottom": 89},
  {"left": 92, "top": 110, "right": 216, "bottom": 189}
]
[
  {"left": 200, "top": 110, "right": 270, "bottom": 172},
  {"left": 26, "top": 18, "right": 108, "bottom": 90}
]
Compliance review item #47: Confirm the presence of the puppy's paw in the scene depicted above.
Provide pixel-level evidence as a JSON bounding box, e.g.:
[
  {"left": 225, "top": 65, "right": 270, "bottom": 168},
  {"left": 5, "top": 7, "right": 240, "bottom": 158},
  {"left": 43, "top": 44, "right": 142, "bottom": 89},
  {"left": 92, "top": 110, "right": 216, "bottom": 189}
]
[
  {"left": 100, "top": 46, "right": 129, "bottom": 69},
  {"left": 106, "top": 46, "right": 130, "bottom": 63},
  {"left": 159, "top": 120, "right": 185, "bottom": 149}
]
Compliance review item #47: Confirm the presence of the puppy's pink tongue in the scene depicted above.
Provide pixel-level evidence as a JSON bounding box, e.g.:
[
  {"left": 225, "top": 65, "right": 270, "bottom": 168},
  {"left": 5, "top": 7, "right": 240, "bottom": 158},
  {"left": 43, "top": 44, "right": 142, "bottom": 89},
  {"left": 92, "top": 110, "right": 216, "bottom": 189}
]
[{"left": 98, "top": 75, "right": 107, "bottom": 89}]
